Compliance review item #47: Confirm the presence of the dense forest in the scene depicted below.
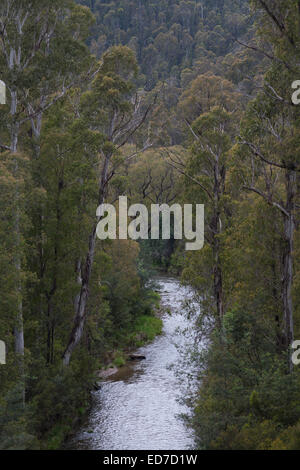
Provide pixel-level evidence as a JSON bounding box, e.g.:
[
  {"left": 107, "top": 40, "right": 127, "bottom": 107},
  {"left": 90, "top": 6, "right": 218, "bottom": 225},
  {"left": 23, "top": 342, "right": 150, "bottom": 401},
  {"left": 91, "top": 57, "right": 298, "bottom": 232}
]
[{"left": 1, "top": 0, "right": 300, "bottom": 450}]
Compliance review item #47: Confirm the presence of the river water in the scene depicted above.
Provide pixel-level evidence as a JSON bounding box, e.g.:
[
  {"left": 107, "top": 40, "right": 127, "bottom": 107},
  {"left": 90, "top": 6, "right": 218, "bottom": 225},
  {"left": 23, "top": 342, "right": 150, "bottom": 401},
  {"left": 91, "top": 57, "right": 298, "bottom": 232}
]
[{"left": 67, "top": 277, "right": 196, "bottom": 450}]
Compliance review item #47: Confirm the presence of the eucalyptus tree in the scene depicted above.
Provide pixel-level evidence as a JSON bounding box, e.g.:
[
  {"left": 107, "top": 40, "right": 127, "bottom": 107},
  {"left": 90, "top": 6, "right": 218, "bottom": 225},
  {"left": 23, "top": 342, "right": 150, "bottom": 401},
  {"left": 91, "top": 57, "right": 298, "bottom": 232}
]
[
  {"left": 238, "top": 86, "right": 300, "bottom": 371},
  {"left": 177, "top": 108, "right": 236, "bottom": 324},
  {"left": 62, "top": 46, "right": 153, "bottom": 366},
  {"left": 0, "top": 0, "right": 95, "bottom": 402},
  {"left": 169, "top": 76, "right": 240, "bottom": 326},
  {"left": 236, "top": 0, "right": 300, "bottom": 371}
]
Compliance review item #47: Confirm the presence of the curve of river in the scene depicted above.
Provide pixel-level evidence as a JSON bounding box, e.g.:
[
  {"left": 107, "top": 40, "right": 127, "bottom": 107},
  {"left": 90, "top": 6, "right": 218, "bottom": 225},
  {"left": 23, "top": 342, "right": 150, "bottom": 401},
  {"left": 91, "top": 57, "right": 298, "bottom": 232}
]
[{"left": 67, "top": 277, "right": 196, "bottom": 450}]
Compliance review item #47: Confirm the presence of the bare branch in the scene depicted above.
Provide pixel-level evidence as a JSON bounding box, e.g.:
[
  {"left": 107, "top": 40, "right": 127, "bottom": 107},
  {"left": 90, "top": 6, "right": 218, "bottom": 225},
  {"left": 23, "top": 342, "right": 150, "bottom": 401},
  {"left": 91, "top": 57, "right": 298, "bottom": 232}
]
[
  {"left": 233, "top": 37, "right": 293, "bottom": 71},
  {"left": 243, "top": 185, "right": 289, "bottom": 216},
  {"left": 239, "top": 139, "right": 299, "bottom": 171},
  {"left": 166, "top": 158, "right": 213, "bottom": 201}
]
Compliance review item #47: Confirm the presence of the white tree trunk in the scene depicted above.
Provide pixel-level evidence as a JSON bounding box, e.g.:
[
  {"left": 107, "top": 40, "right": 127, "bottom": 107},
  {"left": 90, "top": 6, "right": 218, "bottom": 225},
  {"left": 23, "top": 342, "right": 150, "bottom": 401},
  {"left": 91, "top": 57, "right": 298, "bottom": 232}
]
[{"left": 62, "top": 154, "right": 110, "bottom": 366}]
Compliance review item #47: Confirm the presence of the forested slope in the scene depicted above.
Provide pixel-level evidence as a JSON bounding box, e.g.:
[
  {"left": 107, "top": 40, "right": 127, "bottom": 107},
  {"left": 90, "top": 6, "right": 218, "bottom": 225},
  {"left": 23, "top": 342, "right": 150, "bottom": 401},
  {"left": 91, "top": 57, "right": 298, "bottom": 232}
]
[
  {"left": 79, "top": 0, "right": 259, "bottom": 145},
  {"left": 80, "top": 0, "right": 252, "bottom": 87}
]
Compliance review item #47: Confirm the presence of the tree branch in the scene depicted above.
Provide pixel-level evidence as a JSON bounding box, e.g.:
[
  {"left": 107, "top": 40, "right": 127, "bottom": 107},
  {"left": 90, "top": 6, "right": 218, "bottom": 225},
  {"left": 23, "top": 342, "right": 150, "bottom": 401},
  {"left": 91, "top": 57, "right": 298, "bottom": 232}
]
[{"left": 243, "top": 185, "right": 289, "bottom": 217}]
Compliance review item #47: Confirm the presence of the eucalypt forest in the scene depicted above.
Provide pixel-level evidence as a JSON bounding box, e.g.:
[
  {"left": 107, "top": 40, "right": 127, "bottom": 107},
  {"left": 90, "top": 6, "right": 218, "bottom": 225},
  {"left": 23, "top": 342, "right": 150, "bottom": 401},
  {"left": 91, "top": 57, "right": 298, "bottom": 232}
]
[{"left": 1, "top": 0, "right": 300, "bottom": 452}]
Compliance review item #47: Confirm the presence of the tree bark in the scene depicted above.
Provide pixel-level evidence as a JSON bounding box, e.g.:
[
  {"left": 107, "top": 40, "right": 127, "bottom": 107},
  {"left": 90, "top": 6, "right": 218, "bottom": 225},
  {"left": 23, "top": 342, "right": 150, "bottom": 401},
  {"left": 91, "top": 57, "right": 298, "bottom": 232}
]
[
  {"left": 11, "top": 92, "right": 25, "bottom": 406},
  {"left": 211, "top": 158, "right": 225, "bottom": 324},
  {"left": 282, "top": 170, "right": 295, "bottom": 372},
  {"left": 62, "top": 153, "right": 110, "bottom": 366}
]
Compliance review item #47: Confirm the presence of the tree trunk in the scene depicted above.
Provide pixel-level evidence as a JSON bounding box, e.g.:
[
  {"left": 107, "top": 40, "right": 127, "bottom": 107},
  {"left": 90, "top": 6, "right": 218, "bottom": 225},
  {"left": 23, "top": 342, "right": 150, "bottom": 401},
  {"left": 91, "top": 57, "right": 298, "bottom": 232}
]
[
  {"left": 62, "top": 224, "right": 98, "bottom": 366},
  {"left": 11, "top": 91, "right": 25, "bottom": 405},
  {"left": 282, "top": 170, "right": 296, "bottom": 372},
  {"left": 62, "top": 153, "right": 110, "bottom": 366},
  {"left": 212, "top": 211, "right": 224, "bottom": 323},
  {"left": 211, "top": 159, "right": 225, "bottom": 324}
]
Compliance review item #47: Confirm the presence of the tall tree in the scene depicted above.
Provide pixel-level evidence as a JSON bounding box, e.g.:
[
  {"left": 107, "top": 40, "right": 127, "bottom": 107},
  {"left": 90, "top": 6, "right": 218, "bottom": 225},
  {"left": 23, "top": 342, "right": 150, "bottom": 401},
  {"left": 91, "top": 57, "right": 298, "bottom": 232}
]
[
  {"left": 62, "top": 46, "right": 153, "bottom": 365},
  {"left": 0, "top": 0, "right": 95, "bottom": 382}
]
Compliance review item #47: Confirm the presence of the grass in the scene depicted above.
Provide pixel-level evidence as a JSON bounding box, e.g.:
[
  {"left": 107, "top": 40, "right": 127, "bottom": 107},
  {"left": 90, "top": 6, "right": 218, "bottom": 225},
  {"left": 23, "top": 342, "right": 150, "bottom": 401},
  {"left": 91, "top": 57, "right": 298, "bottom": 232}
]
[
  {"left": 110, "top": 315, "right": 163, "bottom": 367},
  {"left": 128, "top": 315, "right": 163, "bottom": 348},
  {"left": 113, "top": 352, "right": 126, "bottom": 367}
]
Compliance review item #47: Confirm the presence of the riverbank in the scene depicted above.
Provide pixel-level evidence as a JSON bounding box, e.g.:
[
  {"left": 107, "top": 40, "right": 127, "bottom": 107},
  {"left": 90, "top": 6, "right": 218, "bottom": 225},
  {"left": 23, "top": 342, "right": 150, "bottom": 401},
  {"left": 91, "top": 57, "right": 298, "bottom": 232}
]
[
  {"left": 66, "top": 277, "right": 196, "bottom": 450},
  {"left": 49, "top": 304, "right": 164, "bottom": 450},
  {"left": 96, "top": 314, "right": 163, "bottom": 382}
]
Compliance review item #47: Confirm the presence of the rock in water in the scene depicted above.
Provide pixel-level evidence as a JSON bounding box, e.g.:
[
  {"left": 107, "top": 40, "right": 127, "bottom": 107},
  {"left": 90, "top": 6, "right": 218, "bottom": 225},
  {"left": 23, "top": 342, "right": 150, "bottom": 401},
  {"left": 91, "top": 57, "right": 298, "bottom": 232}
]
[
  {"left": 93, "top": 382, "right": 102, "bottom": 391},
  {"left": 129, "top": 354, "right": 146, "bottom": 361}
]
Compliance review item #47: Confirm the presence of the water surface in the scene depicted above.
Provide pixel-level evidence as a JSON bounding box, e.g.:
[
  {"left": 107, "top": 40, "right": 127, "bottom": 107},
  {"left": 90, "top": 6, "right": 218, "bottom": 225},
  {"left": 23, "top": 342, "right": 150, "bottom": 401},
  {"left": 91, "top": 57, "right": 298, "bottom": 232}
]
[{"left": 68, "top": 277, "right": 196, "bottom": 450}]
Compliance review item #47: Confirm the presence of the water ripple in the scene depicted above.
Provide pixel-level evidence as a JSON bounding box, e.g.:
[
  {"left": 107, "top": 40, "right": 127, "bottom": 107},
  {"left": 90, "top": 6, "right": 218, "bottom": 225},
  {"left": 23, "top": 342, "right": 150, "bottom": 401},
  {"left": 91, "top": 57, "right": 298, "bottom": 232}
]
[{"left": 68, "top": 277, "right": 196, "bottom": 450}]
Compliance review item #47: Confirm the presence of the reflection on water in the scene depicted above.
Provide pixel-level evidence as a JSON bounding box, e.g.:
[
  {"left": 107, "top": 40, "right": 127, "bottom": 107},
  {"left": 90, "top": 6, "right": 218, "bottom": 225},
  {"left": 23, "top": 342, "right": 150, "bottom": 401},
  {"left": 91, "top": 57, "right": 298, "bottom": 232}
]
[{"left": 67, "top": 278, "right": 196, "bottom": 450}]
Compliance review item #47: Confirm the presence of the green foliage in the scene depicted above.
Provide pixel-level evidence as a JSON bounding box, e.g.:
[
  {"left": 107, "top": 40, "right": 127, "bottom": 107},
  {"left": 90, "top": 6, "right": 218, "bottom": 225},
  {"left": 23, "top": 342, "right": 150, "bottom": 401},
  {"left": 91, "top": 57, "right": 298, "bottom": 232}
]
[
  {"left": 79, "top": 0, "right": 252, "bottom": 87},
  {"left": 128, "top": 315, "right": 163, "bottom": 347},
  {"left": 1, "top": 0, "right": 300, "bottom": 452},
  {"left": 113, "top": 352, "right": 126, "bottom": 368}
]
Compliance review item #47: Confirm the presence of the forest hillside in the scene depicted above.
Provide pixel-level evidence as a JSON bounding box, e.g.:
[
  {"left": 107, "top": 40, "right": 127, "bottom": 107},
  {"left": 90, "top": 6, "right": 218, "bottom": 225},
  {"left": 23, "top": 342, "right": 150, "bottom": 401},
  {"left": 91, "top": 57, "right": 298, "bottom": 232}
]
[{"left": 1, "top": 0, "right": 300, "bottom": 451}]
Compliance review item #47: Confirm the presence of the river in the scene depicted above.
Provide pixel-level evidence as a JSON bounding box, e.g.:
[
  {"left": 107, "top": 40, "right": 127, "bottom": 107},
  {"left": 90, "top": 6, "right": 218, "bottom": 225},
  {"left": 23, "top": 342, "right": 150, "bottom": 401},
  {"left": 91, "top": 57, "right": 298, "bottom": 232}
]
[{"left": 67, "top": 277, "right": 196, "bottom": 450}]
